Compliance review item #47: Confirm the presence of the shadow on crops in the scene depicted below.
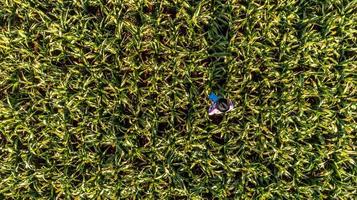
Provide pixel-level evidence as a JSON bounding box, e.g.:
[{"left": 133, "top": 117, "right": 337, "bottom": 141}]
[{"left": 204, "top": 1, "right": 233, "bottom": 124}]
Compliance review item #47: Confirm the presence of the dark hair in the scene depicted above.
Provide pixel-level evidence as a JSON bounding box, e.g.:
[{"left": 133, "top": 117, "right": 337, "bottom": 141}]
[{"left": 217, "top": 98, "right": 229, "bottom": 112}]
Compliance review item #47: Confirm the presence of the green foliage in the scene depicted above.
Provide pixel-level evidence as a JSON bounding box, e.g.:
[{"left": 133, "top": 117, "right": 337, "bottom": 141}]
[{"left": 0, "top": 0, "right": 356, "bottom": 199}]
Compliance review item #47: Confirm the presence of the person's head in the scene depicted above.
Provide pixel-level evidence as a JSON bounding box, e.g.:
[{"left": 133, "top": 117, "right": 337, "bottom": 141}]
[{"left": 217, "top": 98, "right": 230, "bottom": 112}]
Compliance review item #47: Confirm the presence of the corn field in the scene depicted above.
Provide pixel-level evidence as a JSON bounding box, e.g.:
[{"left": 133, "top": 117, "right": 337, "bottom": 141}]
[{"left": 0, "top": 0, "right": 356, "bottom": 199}]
